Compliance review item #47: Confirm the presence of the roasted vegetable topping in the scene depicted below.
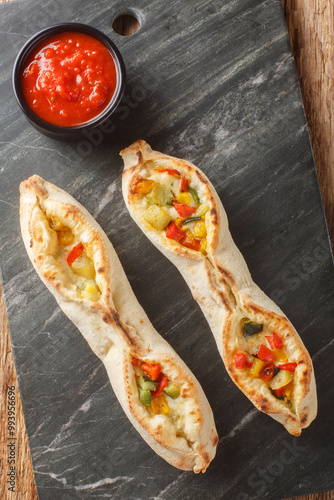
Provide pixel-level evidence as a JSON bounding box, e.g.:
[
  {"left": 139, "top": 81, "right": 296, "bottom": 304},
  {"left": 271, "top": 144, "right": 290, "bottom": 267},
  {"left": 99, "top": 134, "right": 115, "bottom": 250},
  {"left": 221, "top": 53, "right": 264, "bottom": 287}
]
[
  {"left": 133, "top": 179, "right": 155, "bottom": 194},
  {"left": 234, "top": 350, "right": 253, "bottom": 369},
  {"left": 235, "top": 325, "right": 295, "bottom": 408},
  {"left": 173, "top": 201, "right": 196, "bottom": 218},
  {"left": 132, "top": 358, "right": 181, "bottom": 414},
  {"left": 154, "top": 167, "right": 180, "bottom": 177},
  {"left": 131, "top": 171, "right": 208, "bottom": 255},
  {"left": 188, "top": 186, "right": 200, "bottom": 205},
  {"left": 243, "top": 320, "right": 263, "bottom": 337},
  {"left": 143, "top": 205, "right": 173, "bottom": 230},
  {"left": 166, "top": 221, "right": 186, "bottom": 242},
  {"left": 66, "top": 242, "right": 84, "bottom": 266},
  {"left": 257, "top": 345, "right": 275, "bottom": 362}
]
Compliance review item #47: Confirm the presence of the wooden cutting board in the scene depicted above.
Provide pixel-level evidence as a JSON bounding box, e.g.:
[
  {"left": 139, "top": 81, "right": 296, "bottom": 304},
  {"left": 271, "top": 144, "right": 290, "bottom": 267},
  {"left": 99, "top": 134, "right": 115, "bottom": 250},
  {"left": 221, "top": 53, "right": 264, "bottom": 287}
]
[{"left": 1, "top": 0, "right": 333, "bottom": 498}]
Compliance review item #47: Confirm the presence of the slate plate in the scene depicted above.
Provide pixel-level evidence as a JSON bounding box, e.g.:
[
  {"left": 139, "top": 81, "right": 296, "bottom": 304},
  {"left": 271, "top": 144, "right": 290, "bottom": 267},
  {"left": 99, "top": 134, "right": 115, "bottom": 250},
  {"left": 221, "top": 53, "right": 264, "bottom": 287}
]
[{"left": 1, "top": 0, "right": 334, "bottom": 499}]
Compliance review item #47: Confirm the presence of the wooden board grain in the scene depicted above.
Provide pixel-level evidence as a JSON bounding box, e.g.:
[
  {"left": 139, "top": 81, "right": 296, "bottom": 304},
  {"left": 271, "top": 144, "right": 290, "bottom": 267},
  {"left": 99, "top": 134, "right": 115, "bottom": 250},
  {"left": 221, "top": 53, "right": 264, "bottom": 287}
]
[{"left": 0, "top": 1, "right": 333, "bottom": 499}]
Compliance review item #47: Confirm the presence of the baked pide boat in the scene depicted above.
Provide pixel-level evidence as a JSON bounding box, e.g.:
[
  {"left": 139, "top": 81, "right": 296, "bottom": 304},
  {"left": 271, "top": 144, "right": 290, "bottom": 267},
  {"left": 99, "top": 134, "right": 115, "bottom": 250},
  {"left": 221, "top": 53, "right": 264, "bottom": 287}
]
[
  {"left": 19, "top": 175, "right": 218, "bottom": 473},
  {"left": 121, "top": 140, "right": 317, "bottom": 436}
]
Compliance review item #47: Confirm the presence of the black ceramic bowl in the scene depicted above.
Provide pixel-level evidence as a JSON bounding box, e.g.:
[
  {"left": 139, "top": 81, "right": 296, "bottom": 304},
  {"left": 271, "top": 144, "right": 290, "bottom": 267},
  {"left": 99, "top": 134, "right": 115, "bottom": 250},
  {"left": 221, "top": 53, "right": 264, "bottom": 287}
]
[{"left": 12, "top": 22, "right": 126, "bottom": 141}]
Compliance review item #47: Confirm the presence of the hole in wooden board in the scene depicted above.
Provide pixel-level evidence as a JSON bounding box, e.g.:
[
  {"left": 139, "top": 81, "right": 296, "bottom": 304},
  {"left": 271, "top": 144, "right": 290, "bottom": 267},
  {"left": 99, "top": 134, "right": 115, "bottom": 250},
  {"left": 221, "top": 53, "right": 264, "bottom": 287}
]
[{"left": 112, "top": 12, "right": 140, "bottom": 36}]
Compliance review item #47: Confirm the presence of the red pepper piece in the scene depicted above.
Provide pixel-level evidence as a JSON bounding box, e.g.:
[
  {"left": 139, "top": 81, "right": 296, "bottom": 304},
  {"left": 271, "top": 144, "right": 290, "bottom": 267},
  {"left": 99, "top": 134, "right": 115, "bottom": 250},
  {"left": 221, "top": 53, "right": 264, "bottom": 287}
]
[
  {"left": 180, "top": 177, "right": 188, "bottom": 192},
  {"left": 234, "top": 350, "right": 253, "bottom": 369},
  {"left": 173, "top": 201, "right": 196, "bottom": 218},
  {"left": 277, "top": 363, "right": 297, "bottom": 372},
  {"left": 131, "top": 357, "right": 141, "bottom": 367},
  {"left": 181, "top": 237, "right": 201, "bottom": 251},
  {"left": 265, "top": 335, "right": 275, "bottom": 350},
  {"left": 151, "top": 374, "right": 168, "bottom": 398},
  {"left": 166, "top": 222, "right": 186, "bottom": 242},
  {"left": 154, "top": 168, "right": 180, "bottom": 177},
  {"left": 257, "top": 345, "right": 275, "bottom": 362},
  {"left": 66, "top": 242, "right": 84, "bottom": 266},
  {"left": 259, "top": 363, "right": 275, "bottom": 382},
  {"left": 275, "top": 387, "right": 286, "bottom": 397},
  {"left": 273, "top": 331, "right": 284, "bottom": 348},
  {"left": 141, "top": 362, "right": 161, "bottom": 381}
]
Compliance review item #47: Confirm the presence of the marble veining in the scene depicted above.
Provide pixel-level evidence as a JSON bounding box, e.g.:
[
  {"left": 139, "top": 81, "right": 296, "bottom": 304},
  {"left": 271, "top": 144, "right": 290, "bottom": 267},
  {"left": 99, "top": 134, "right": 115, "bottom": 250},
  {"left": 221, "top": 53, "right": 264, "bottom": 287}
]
[{"left": 1, "top": 0, "right": 334, "bottom": 499}]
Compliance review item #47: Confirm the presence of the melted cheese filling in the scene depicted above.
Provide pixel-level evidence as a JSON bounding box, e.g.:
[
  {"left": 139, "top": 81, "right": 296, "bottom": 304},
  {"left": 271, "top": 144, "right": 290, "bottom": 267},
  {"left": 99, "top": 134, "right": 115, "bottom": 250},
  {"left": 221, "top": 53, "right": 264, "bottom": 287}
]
[{"left": 45, "top": 213, "right": 101, "bottom": 301}]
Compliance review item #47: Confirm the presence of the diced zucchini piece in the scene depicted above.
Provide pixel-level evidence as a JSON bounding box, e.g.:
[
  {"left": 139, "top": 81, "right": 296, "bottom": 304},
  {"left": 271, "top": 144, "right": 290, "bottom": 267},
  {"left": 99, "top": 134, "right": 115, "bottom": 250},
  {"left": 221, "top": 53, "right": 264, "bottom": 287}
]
[
  {"left": 143, "top": 205, "right": 172, "bottom": 230},
  {"left": 57, "top": 228, "right": 74, "bottom": 246},
  {"left": 139, "top": 388, "right": 152, "bottom": 406},
  {"left": 243, "top": 320, "right": 263, "bottom": 338},
  {"left": 138, "top": 376, "right": 158, "bottom": 392},
  {"left": 270, "top": 369, "right": 294, "bottom": 390},
  {"left": 80, "top": 281, "right": 101, "bottom": 302},
  {"left": 163, "top": 382, "right": 181, "bottom": 399},
  {"left": 249, "top": 358, "right": 265, "bottom": 378},
  {"left": 175, "top": 192, "right": 192, "bottom": 205},
  {"left": 71, "top": 253, "right": 96, "bottom": 279},
  {"left": 151, "top": 393, "right": 170, "bottom": 415}
]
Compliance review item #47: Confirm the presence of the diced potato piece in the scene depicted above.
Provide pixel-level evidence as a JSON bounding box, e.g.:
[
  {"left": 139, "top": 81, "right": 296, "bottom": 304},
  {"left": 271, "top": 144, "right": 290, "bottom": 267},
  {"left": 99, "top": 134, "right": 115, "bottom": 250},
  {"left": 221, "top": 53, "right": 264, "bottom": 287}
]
[
  {"left": 193, "top": 221, "right": 207, "bottom": 238},
  {"left": 143, "top": 205, "right": 172, "bottom": 230},
  {"left": 176, "top": 192, "right": 192, "bottom": 205},
  {"left": 194, "top": 204, "right": 209, "bottom": 217},
  {"left": 71, "top": 252, "right": 96, "bottom": 279},
  {"left": 270, "top": 369, "right": 294, "bottom": 390},
  {"left": 151, "top": 393, "right": 170, "bottom": 415},
  {"left": 57, "top": 228, "right": 74, "bottom": 246},
  {"left": 249, "top": 358, "right": 265, "bottom": 378},
  {"left": 48, "top": 216, "right": 65, "bottom": 231},
  {"left": 80, "top": 280, "right": 101, "bottom": 302}
]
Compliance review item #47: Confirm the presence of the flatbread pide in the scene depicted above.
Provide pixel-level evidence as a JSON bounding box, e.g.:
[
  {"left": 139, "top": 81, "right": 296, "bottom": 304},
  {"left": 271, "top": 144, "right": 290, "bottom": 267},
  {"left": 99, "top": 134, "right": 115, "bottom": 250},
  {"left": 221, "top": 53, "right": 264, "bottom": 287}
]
[
  {"left": 19, "top": 175, "right": 218, "bottom": 472},
  {"left": 121, "top": 140, "right": 317, "bottom": 436}
]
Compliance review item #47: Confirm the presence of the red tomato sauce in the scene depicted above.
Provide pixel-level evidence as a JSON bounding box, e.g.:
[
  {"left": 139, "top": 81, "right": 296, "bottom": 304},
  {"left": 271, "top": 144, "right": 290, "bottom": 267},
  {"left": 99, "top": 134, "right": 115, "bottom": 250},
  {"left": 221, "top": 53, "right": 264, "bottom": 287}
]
[{"left": 21, "top": 32, "right": 117, "bottom": 127}]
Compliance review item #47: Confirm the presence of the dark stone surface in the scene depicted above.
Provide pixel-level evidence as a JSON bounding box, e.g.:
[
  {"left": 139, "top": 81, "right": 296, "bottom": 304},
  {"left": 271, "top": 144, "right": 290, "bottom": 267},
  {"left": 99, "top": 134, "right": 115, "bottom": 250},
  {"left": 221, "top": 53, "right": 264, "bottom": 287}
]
[{"left": 1, "top": 0, "right": 333, "bottom": 498}]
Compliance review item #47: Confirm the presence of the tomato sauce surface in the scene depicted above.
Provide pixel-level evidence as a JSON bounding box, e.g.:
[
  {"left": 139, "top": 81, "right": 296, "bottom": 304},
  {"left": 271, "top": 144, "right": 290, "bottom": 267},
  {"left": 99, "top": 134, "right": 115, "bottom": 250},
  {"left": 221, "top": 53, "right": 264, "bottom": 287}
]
[{"left": 21, "top": 32, "right": 117, "bottom": 127}]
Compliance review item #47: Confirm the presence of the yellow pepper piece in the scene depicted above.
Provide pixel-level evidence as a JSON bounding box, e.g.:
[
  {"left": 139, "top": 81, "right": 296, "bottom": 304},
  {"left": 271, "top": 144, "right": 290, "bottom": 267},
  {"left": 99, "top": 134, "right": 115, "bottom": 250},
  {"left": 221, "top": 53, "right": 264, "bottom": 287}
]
[
  {"left": 57, "top": 228, "right": 74, "bottom": 246},
  {"left": 49, "top": 216, "right": 65, "bottom": 231},
  {"left": 249, "top": 358, "right": 265, "bottom": 378},
  {"left": 200, "top": 238, "right": 207, "bottom": 255},
  {"left": 193, "top": 221, "right": 207, "bottom": 238},
  {"left": 175, "top": 217, "right": 184, "bottom": 229},
  {"left": 151, "top": 393, "right": 170, "bottom": 415},
  {"left": 133, "top": 179, "right": 155, "bottom": 194},
  {"left": 284, "top": 381, "right": 294, "bottom": 400},
  {"left": 274, "top": 349, "right": 289, "bottom": 363},
  {"left": 176, "top": 192, "right": 192, "bottom": 205}
]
